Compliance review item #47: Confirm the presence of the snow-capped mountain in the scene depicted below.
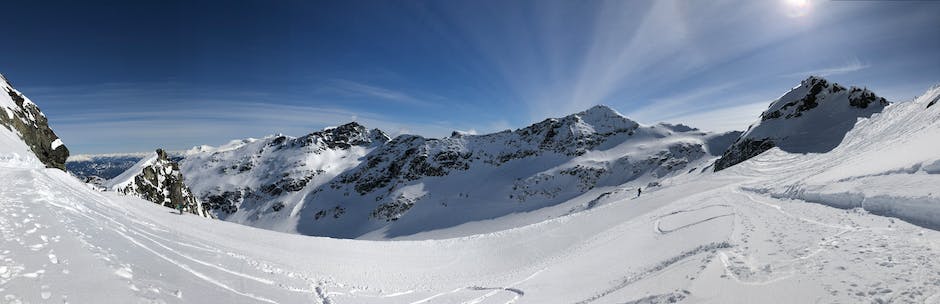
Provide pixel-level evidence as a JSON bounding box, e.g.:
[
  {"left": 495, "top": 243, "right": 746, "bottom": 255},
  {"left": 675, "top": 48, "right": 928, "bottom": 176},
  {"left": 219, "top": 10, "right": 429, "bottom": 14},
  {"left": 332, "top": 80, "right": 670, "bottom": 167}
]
[
  {"left": 736, "top": 83, "right": 940, "bottom": 228},
  {"left": 300, "top": 105, "right": 741, "bottom": 238},
  {"left": 176, "top": 105, "right": 738, "bottom": 238},
  {"left": 105, "top": 149, "right": 212, "bottom": 218},
  {"left": 0, "top": 74, "right": 69, "bottom": 170},
  {"left": 715, "top": 76, "right": 889, "bottom": 171},
  {"left": 6, "top": 70, "right": 940, "bottom": 303},
  {"left": 178, "top": 122, "right": 389, "bottom": 228}
]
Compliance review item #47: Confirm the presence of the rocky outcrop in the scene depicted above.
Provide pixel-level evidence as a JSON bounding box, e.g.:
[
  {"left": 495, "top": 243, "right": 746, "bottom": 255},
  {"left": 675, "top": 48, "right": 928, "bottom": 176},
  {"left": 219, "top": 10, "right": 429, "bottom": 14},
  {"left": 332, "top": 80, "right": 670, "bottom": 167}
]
[
  {"left": 0, "top": 74, "right": 69, "bottom": 170},
  {"left": 714, "top": 139, "right": 776, "bottom": 171},
  {"left": 715, "top": 76, "right": 889, "bottom": 171},
  {"left": 116, "top": 149, "right": 211, "bottom": 218}
]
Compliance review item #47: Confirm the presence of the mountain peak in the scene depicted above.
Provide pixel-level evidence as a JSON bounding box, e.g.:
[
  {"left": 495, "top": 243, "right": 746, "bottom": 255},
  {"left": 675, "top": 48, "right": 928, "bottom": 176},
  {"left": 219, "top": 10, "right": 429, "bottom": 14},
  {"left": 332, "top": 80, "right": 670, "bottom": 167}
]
[
  {"left": 716, "top": 78, "right": 889, "bottom": 171},
  {"left": 579, "top": 104, "right": 622, "bottom": 118},
  {"left": 306, "top": 121, "right": 388, "bottom": 149},
  {"left": 801, "top": 75, "right": 829, "bottom": 85},
  {"left": 564, "top": 104, "right": 638, "bottom": 135}
]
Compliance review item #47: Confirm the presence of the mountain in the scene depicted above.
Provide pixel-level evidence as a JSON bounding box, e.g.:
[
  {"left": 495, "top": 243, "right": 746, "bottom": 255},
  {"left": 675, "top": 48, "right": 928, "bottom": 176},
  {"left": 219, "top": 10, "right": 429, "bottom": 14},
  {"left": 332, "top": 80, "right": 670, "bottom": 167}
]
[
  {"left": 176, "top": 105, "right": 738, "bottom": 238},
  {"left": 105, "top": 149, "right": 212, "bottom": 218},
  {"left": 743, "top": 83, "right": 940, "bottom": 228},
  {"left": 0, "top": 74, "right": 68, "bottom": 170},
  {"left": 715, "top": 76, "right": 888, "bottom": 171},
  {"left": 178, "top": 122, "right": 388, "bottom": 228},
  {"left": 5, "top": 75, "right": 940, "bottom": 303}
]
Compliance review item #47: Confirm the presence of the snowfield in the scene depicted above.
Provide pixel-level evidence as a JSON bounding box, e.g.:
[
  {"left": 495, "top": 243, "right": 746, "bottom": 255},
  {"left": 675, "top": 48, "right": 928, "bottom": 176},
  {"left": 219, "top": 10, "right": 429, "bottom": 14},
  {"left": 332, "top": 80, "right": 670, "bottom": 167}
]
[
  {"left": 2, "top": 81, "right": 940, "bottom": 303},
  {"left": 4, "top": 151, "right": 940, "bottom": 303}
]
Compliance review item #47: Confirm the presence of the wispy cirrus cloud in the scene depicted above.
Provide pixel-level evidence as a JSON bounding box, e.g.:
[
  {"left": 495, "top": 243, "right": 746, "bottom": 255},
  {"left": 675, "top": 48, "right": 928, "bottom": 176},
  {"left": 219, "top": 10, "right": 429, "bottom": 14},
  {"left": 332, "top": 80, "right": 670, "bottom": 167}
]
[
  {"left": 660, "top": 101, "right": 770, "bottom": 133},
  {"left": 781, "top": 57, "right": 870, "bottom": 78},
  {"left": 26, "top": 82, "right": 472, "bottom": 153},
  {"left": 625, "top": 82, "right": 741, "bottom": 123},
  {"left": 325, "top": 79, "right": 436, "bottom": 106}
]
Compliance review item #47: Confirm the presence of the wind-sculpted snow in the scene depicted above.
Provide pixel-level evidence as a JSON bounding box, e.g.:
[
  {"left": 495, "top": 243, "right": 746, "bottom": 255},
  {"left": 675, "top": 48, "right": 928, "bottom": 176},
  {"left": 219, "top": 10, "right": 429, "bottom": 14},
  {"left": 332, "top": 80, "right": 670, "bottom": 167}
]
[
  {"left": 715, "top": 76, "right": 889, "bottom": 171},
  {"left": 732, "top": 84, "right": 940, "bottom": 231}
]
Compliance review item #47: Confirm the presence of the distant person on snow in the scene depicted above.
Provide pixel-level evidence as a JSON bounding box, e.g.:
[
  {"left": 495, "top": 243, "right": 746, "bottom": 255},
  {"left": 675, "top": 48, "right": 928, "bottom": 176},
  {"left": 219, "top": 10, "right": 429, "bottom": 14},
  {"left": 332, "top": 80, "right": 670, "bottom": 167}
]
[
  {"left": 637, "top": 188, "right": 642, "bottom": 197},
  {"left": 177, "top": 203, "right": 184, "bottom": 215}
]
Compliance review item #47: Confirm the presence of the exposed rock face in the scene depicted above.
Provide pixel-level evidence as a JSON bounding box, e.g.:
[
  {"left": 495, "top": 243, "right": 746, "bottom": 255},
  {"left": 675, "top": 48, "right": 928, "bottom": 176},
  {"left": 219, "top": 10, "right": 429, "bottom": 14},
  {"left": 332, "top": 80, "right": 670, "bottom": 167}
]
[
  {"left": 180, "top": 122, "right": 388, "bottom": 222},
  {"left": 715, "top": 76, "right": 889, "bottom": 171},
  {"left": 0, "top": 74, "right": 69, "bottom": 170},
  {"left": 714, "top": 139, "right": 776, "bottom": 171},
  {"left": 116, "top": 149, "right": 211, "bottom": 218}
]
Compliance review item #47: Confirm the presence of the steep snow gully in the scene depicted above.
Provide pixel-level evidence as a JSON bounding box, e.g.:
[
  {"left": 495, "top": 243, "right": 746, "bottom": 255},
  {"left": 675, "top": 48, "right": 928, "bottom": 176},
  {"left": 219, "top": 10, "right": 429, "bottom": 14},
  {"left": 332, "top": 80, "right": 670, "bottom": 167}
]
[{"left": 2, "top": 77, "right": 940, "bottom": 303}]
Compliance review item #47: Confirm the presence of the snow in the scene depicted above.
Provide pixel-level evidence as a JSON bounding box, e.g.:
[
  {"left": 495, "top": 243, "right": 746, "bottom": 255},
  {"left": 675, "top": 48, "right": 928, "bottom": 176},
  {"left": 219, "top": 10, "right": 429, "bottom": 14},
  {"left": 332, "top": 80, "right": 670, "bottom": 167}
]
[
  {"left": 744, "top": 76, "right": 887, "bottom": 153},
  {"left": 3, "top": 81, "right": 940, "bottom": 302},
  {"left": 0, "top": 125, "right": 42, "bottom": 169},
  {"left": 0, "top": 74, "right": 39, "bottom": 123},
  {"left": 50, "top": 138, "right": 63, "bottom": 150},
  {"left": 733, "top": 84, "right": 940, "bottom": 230},
  {"left": 5, "top": 155, "right": 940, "bottom": 303},
  {"left": 178, "top": 129, "right": 382, "bottom": 231},
  {"left": 102, "top": 152, "right": 158, "bottom": 190}
]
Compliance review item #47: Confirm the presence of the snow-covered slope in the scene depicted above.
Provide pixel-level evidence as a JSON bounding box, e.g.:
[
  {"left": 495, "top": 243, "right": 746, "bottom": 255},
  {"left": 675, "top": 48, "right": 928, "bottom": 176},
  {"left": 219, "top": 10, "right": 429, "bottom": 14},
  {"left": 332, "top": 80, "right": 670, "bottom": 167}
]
[
  {"left": 0, "top": 74, "right": 69, "bottom": 170},
  {"left": 715, "top": 76, "right": 888, "bottom": 171},
  {"left": 6, "top": 74, "right": 940, "bottom": 302},
  {"left": 4, "top": 114, "right": 940, "bottom": 303},
  {"left": 106, "top": 149, "right": 212, "bottom": 218},
  {"left": 178, "top": 122, "right": 389, "bottom": 230},
  {"left": 729, "top": 84, "right": 940, "bottom": 229}
]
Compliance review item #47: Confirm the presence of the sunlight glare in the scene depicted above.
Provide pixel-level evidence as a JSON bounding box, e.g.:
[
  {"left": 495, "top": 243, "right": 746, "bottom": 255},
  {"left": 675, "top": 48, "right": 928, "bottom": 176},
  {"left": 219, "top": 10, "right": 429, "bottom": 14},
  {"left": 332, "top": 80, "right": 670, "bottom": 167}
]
[{"left": 784, "top": 0, "right": 812, "bottom": 18}]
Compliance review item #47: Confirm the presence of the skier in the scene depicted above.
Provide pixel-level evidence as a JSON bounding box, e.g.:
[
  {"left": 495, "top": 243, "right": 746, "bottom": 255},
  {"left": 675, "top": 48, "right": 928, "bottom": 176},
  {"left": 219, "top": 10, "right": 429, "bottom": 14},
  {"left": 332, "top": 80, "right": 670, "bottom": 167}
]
[
  {"left": 177, "top": 203, "right": 184, "bottom": 215},
  {"left": 637, "top": 187, "right": 642, "bottom": 198}
]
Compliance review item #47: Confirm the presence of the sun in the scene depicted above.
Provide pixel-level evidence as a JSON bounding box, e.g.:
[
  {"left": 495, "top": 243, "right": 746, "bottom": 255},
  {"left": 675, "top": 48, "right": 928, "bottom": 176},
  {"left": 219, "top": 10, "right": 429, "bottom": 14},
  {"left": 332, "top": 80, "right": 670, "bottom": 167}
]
[
  {"left": 787, "top": 0, "right": 810, "bottom": 8},
  {"left": 784, "top": 0, "right": 813, "bottom": 17}
]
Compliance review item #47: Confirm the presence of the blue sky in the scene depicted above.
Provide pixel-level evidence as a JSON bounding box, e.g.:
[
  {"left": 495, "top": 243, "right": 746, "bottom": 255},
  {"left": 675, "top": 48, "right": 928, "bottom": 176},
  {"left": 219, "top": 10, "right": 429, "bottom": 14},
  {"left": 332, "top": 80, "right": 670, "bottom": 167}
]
[{"left": 3, "top": 0, "right": 939, "bottom": 154}]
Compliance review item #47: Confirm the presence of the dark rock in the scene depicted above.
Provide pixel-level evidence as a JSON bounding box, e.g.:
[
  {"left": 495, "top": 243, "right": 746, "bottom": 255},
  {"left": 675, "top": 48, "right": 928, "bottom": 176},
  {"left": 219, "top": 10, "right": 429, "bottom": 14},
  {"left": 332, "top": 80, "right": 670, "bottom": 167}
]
[
  {"left": 714, "top": 138, "right": 776, "bottom": 171},
  {"left": 0, "top": 75, "right": 69, "bottom": 170},
  {"left": 117, "top": 149, "right": 212, "bottom": 218}
]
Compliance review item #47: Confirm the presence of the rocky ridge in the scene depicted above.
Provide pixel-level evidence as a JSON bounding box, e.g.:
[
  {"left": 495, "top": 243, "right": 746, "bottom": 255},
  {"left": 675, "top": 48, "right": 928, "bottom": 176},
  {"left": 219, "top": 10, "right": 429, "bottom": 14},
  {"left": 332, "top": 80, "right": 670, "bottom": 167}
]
[
  {"left": 0, "top": 74, "right": 69, "bottom": 170},
  {"left": 111, "top": 149, "right": 212, "bottom": 218}
]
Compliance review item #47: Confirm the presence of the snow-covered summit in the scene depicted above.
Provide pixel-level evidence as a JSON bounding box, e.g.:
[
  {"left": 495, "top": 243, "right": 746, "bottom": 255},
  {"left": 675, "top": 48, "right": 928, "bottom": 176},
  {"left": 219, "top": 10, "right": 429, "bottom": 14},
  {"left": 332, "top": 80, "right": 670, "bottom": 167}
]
[
  {"left": 714, "top": 76, "right": 889, "bottom": 171},
  {"left": 0, "top": 73, "right": 69, "bottom": 170},
  {"left": 178, "top": 122, "right": 388, "bottom": 229},
  {"left": 290, "top": 106, "right": 733, "bottom": 238}
]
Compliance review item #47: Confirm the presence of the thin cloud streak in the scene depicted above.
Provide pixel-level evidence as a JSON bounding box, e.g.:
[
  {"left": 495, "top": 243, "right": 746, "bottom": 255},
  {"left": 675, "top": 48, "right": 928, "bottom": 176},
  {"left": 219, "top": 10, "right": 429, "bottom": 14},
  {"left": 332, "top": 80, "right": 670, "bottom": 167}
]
[
  {"left": 782, "top": 58, "right": 870, "bottom": 78},
  {"left": 326, "top": 79, "right": 436, "bottom": 106},
  {"left": 661, "top": 101, "right": 769, "bottom": 133}
]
